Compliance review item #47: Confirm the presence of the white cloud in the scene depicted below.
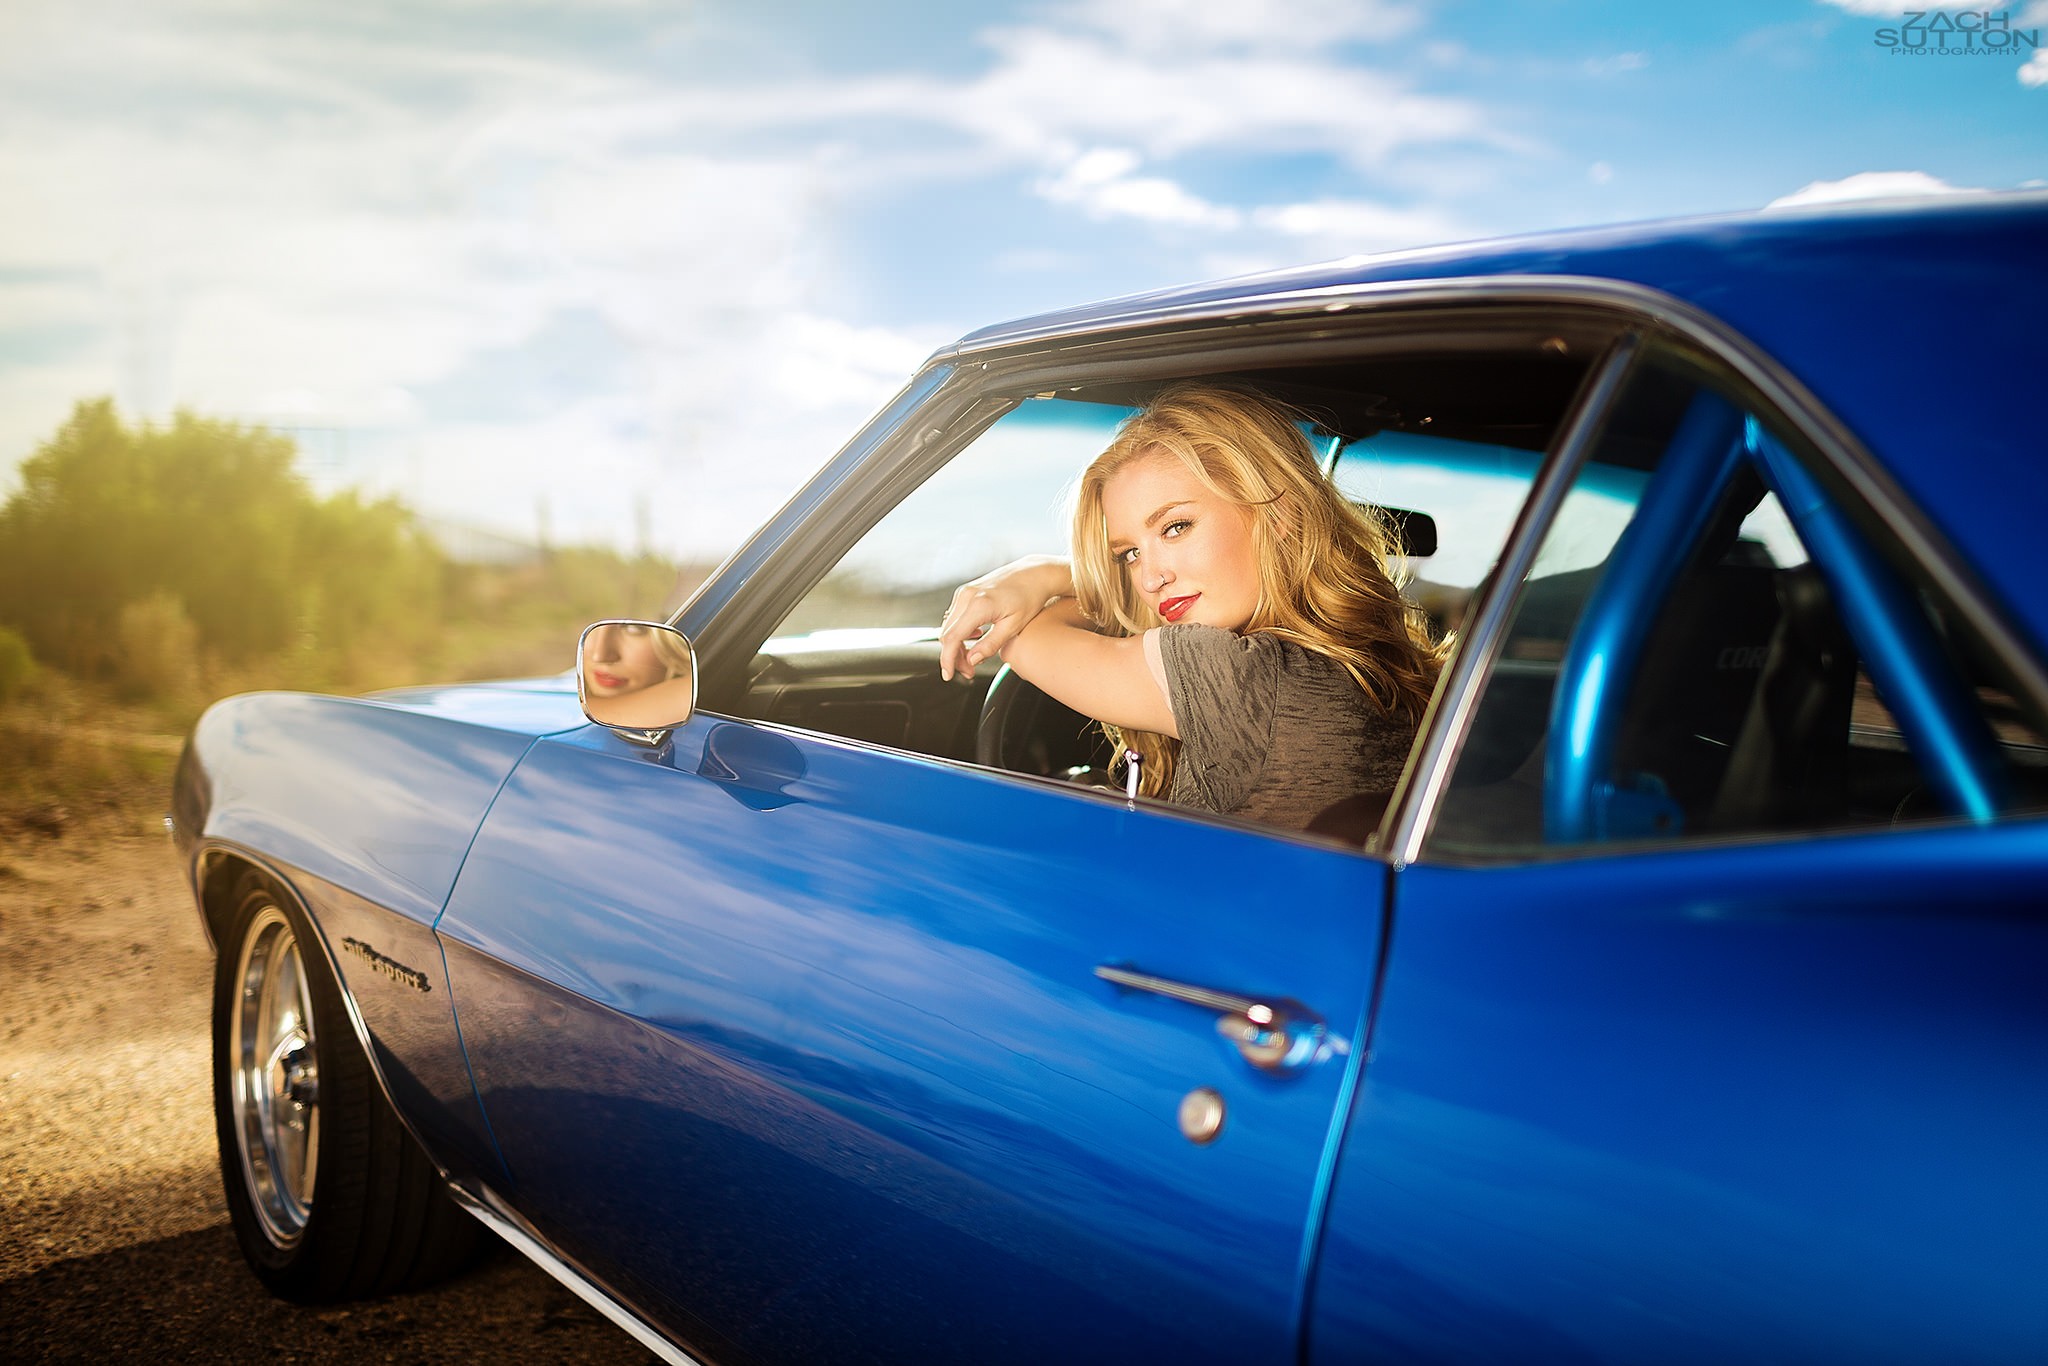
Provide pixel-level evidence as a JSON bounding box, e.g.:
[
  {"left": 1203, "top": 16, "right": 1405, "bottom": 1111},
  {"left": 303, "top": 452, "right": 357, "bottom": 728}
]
[
  {"left": 1766, "top": 170, "right": 1987, "bottom": 207},
  {"left": 1249, "top": 198, "right": 1469, "bottom": 256},
  {"left": 344, "top": 304, "right": 934, "bottom": 558},
  {"left": 1041, "top": 0, "right": 1423, "bottom": 55},
  {"left": 1588, "top": 161, "right": 1615, "bottom": 185},
  {"left": 1036, "top": 149, "right": 1242, "bottom": 228},
  {"left": 960, "top": 25, "right": 1503, "bottom": 166},
  {"left": 0, "top": 11, "right": 937, "bottom": 554},
  {"left": 2023, "top": 49, "right": 2048, "bottom": 85},
  {"left": 619, "top": 12, "right": 1508, "bottom": 173},
  {"left": 768, "top": 315, "right": 933, "bottom": 413},
  {"left": 1029, "top": 147, "right": 1477, "bottom": 260},
  {"left": 0, "top": 0, "right": 1523, "bottom": 556}
]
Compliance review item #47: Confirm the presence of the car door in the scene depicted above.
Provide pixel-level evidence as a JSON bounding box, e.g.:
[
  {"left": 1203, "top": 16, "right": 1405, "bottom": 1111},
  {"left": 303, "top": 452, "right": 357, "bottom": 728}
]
[
  {"left": 1308, "top": 348, "right": 2048, "bottom": 1362},
  {"left": 432, "top": 388, "right": 1395, "bottom": 1366},
  {"left": 442, "top": 725, "right": 1383, "bottom": 1365}
]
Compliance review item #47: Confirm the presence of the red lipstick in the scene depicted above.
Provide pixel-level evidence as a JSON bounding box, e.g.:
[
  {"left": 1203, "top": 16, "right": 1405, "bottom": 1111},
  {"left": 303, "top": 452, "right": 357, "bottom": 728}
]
[{"left": 1159, "top": 594, "right": 1198, "bottom": 623}]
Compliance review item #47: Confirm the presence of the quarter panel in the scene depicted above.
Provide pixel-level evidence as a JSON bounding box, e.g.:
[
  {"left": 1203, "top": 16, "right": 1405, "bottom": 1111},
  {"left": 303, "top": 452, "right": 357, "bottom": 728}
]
[{"left": 1311, "top": 821, "right": 2048, "bottom": 1363}]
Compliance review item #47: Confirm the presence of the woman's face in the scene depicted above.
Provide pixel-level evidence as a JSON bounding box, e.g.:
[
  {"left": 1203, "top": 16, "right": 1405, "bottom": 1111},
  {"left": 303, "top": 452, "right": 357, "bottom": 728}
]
[
  {"left": 1101, "top": 448, "right": 1262, "bottom": 633},
  {"left": 583, "top": 622, "right": 671, "bottom": 697}
]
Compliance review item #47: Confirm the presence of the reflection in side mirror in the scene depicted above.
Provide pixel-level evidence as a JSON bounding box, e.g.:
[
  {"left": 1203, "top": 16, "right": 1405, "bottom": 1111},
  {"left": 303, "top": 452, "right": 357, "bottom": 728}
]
[{"left": 578, "top": 620, "right": 697, "bottom": 734}]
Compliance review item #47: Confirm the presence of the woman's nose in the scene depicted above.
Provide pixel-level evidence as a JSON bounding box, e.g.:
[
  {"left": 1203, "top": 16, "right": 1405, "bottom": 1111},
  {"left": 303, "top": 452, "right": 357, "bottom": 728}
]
[{"left": 1142, "top": 561, "right": 1173, "bottom": 594}]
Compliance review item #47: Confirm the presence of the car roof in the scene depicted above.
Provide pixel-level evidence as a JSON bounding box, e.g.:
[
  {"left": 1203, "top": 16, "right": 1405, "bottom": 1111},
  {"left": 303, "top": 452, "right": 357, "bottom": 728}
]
[{"left": 950, "top": 192, "right": 2048, "bottom": 662}]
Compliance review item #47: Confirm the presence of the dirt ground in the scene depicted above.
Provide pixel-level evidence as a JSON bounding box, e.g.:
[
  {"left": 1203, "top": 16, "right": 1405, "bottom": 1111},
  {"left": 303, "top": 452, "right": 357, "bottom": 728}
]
[{"left": 0, "top": 815, "right": 658, "bottom": 1364}]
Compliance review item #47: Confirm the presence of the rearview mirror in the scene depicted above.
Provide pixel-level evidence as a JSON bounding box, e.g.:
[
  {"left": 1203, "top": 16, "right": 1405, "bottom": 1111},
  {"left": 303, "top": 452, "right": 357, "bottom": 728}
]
[{"left": 578, "top": 620, "right": 697, "bottom": 734}]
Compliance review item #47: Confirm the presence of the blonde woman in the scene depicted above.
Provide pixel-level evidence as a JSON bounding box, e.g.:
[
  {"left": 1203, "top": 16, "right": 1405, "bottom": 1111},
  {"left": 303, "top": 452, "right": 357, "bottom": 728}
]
[{"left": 938, "top": 383, "right": 1442, "bottom": 830}]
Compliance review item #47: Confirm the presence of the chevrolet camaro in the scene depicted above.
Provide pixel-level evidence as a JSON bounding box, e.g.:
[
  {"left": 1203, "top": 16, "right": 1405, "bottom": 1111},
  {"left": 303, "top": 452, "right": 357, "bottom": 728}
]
[{"left": 174, "top": 193, "right": 2048, "bottom": 1364}]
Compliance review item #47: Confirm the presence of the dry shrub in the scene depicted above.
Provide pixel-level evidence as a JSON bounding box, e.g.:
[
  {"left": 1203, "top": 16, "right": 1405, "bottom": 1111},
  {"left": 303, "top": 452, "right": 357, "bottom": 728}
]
[
  {"left": 115, "top": 592, "right": 201, "bottom": 703},
  {"left": 0, "top": 680, "right": 180, "bottom": 832},
  {"left": 0, "top": 626, "right": 34, "bottom": 702}
]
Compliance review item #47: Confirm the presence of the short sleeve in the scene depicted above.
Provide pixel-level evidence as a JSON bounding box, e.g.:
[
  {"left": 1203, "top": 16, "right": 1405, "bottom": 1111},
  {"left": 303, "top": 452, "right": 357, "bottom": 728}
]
[{"left": 1157, "top": 625, "right": 1283, "bottom": 812}]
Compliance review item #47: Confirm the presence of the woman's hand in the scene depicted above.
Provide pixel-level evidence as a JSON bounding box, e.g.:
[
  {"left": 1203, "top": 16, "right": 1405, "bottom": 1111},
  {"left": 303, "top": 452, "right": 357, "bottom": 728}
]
[{"left": 938, "top": 556, "right": 1074, "bottom": 681}]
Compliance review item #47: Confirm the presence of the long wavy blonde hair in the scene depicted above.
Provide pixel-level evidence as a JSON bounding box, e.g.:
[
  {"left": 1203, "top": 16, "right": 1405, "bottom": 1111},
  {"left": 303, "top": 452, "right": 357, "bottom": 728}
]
[{"left": 1071, "top": 382, "right": 1445, "bottom": 797}]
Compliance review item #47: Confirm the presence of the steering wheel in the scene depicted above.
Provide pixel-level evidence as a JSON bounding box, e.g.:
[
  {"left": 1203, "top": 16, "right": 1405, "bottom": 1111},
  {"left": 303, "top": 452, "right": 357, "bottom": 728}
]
[{"left": 975, "top": 664, "right": 1114, "bottom": 779}]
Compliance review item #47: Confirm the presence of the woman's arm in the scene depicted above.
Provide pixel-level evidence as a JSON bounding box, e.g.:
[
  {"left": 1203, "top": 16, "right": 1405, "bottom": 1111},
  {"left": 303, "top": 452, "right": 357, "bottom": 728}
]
[
  {"left": 1002, "top": 601, "right": 1178, "bottom": 737},
  {"left": 938, "top": 555, "right": 1076, "bottom": 681}
]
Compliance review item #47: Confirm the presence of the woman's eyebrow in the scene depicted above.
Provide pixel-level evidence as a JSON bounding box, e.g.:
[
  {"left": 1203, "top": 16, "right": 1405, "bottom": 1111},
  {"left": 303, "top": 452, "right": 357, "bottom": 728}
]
[
  {"left": 1144, "top": 499, "right": 1194, "bottom": 528},
  {"left": 1110, "top": 499, "right": 1197, "bottom": 550}
]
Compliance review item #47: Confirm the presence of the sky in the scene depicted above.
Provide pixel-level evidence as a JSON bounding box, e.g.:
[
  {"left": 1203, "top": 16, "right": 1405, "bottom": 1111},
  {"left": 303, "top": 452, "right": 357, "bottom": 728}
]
[{"left": 1, "top": 0, "right": 2042, "bottom": 561}]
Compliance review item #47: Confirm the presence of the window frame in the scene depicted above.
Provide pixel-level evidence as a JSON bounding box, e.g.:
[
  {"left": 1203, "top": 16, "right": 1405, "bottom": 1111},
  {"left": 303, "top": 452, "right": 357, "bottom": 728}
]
[{"left": 658, "top": 277, "right": 2047, "bottom": 858}]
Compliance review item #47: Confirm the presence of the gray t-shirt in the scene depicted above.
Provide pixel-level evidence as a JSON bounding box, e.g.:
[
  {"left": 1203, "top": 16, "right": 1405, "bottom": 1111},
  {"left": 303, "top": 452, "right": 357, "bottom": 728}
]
[{"left": 1159, "top": 624, "right": 1414, "bottom": 830}]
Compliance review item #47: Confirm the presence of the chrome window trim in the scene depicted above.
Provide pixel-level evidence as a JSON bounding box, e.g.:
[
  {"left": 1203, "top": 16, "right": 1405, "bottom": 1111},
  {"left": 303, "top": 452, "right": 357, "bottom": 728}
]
[
  {"left": 939, "top": 274, "right": 1645, "bottom": 362},
  {"left": 448, "top": 1183, "right": 707, "bottom": 1366}
]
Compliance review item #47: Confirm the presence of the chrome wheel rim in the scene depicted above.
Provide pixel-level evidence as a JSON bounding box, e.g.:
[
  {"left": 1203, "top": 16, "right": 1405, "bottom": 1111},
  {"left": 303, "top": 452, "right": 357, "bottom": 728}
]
[{"left": 230, "top": 904, "right": 320, "bottom": 1246}]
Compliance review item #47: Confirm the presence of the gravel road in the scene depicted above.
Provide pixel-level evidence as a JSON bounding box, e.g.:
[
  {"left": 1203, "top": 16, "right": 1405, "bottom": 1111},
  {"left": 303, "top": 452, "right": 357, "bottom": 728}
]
[{"left": 0, "top": 820, "right": 659, "bottom": 1364}]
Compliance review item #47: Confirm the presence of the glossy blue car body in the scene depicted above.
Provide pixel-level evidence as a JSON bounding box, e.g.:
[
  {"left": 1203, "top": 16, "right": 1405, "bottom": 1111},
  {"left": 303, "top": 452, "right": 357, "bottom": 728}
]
[{"left": 177, "top": 195, "right": 2048, "bottom": 1364}]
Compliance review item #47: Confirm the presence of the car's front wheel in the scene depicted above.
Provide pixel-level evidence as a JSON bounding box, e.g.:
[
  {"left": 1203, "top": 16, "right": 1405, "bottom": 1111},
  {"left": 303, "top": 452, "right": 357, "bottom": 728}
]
[{"left": 212, "top": 870, "right": 481, "bottom": 1301}]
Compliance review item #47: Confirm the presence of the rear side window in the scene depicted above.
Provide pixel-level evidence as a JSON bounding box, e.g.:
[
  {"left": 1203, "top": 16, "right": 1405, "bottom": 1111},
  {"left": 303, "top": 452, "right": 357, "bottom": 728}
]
[
  {"left": 1330, "top": 432, "right": 1547, "bottom": 642},
  {"left": 1428, "top": 352, "right": 2048, "bottom": 858}
]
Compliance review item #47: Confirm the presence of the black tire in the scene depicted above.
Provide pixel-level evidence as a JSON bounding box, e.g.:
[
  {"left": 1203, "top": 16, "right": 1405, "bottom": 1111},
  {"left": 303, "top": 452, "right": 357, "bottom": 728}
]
[{"left": 211, "top": 870, "right": 482, "bottom": 1302}]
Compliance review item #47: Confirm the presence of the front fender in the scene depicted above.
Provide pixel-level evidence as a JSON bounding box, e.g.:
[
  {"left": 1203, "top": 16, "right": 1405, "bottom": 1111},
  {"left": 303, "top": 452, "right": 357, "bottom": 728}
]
[
  {"left": 181, "top": 691, "right": 561, "bottom": 928},
  {"left": 174, "top": 687, "right": 585, "bottom": 1187}
]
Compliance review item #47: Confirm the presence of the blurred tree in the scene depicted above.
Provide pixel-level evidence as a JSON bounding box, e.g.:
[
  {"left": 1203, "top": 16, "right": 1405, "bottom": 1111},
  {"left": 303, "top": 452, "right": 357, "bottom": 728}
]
[
  {"left": 0, "top": 397, "right": 707, "bottom": 704},
  {"left": 0, "top": 398, "right": 444, "bottom": 679}
]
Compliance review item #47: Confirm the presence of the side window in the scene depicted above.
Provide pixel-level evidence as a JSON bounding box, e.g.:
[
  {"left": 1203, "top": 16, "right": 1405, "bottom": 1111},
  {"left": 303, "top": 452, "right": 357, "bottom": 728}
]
[
  {"left": 746, "top": 391, "right": 1558, "bottom": 772},
  {"left": 1329, "top": 430, "right": 1546, "bottom": 644},
  {"left": 1429, "top": 355, "right": 2048, "bottom": 858},
  {"left": 737, "top": 397, "right": 1132, "bottom": 755},
  {"left": 727, "top": 343, "right": 1600, "bottom": 835}
]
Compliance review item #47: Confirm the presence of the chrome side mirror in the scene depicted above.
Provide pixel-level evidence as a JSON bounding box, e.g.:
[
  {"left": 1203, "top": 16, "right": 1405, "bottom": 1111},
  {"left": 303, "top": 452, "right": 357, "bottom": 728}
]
[{"left": 577, "top": 620, "right": 697, "bottom": 735}]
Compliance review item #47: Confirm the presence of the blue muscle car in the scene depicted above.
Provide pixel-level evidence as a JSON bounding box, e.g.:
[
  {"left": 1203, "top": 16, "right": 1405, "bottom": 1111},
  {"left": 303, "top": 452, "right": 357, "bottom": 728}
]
[{"left": 176, "top": 193, "right": 2048, "bottom": 1364}]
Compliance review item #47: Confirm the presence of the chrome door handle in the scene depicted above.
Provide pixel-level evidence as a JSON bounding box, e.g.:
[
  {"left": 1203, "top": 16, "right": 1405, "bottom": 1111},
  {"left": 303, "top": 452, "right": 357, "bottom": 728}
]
[{"left": 1094, "top": 965, "right": 1332, "bottom": 1073}]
